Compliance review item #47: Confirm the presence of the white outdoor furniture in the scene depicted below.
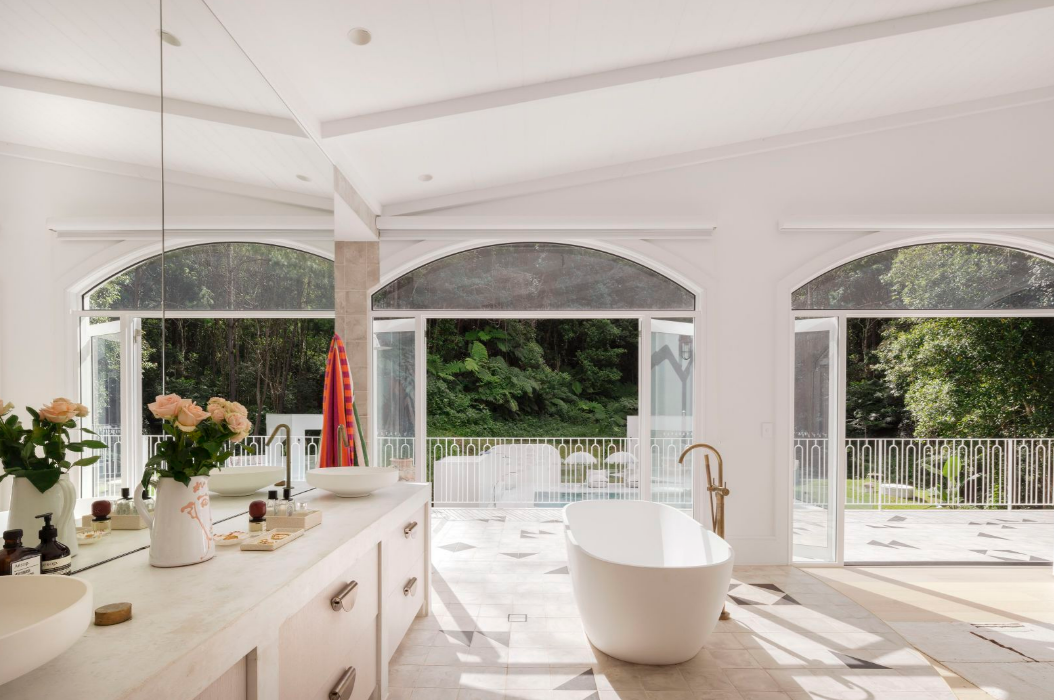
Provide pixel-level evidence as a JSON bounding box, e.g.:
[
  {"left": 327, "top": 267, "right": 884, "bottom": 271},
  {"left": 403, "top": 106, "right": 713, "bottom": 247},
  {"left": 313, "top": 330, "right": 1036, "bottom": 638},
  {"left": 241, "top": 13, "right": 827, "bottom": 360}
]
[
  {"left": 879, "top": 483, "right": 916, "bottom": 500},
  {"left": 586, "top": 469, "right": 609, "bottom": 488}
]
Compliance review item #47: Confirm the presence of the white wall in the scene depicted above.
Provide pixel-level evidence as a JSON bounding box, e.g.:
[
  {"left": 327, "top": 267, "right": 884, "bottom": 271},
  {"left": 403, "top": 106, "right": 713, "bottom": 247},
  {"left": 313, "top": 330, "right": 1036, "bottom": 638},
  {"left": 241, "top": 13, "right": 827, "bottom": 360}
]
[{"left": 378, "top": 100, "right": 1054, "bottom": 564}]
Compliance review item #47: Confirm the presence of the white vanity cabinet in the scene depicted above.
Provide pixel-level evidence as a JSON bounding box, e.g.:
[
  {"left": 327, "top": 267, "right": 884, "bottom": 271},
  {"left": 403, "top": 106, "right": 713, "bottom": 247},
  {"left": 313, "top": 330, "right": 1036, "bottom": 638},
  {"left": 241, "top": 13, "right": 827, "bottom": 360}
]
[
  {"left": 279, "top": 545, "right": 379, "bottom": 700},
  {"left": 384, "top": 505, "right": 428, "bottom": 660}
]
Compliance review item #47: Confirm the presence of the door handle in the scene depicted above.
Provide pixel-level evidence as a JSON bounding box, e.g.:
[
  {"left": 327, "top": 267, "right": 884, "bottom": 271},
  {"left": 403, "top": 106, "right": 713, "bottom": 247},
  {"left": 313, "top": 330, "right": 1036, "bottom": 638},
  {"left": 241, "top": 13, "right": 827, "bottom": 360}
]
[
  {"left": 404, "top": 521, "right": 418, "bottom": 539},
  {"left": 403, "top": 577, "right": 418, "bottom": 597},
  {"left": 330, "top": 580, "right": 358, "bottom": 612},
  {"left": 329, "top": 666, "right": 356, "bottom": 700}
]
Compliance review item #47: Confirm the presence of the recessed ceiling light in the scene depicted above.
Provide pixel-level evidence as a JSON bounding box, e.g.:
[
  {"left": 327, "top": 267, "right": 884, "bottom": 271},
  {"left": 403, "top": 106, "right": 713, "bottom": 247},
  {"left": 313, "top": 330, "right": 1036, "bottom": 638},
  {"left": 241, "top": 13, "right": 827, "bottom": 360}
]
[
  {"left": 347, "top": 27, "right": 372, "bottom": 46},
  {"left": 157, "top": 29, "right": 182, "bottom": 47},
  {"left": 296, "top": 174, "right": 311, "bottom": 182},
  {"left": 418, "top": 174, "right": 433, "bottom": 182}
]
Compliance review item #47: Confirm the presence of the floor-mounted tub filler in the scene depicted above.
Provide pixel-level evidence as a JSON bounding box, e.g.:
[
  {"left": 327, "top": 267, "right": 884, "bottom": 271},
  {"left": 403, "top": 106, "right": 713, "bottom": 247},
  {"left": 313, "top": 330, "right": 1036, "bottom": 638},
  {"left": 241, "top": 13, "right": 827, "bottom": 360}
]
[{"left": 563, "top": 500, "right": 733, "bottom": 665}]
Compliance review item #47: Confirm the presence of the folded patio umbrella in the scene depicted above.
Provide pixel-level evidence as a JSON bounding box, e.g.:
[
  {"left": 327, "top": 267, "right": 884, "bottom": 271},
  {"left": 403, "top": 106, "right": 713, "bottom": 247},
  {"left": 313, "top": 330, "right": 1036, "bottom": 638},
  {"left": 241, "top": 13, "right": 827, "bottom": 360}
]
[{"left": 319, "top": 333, "right": 368, "bottom": 467}]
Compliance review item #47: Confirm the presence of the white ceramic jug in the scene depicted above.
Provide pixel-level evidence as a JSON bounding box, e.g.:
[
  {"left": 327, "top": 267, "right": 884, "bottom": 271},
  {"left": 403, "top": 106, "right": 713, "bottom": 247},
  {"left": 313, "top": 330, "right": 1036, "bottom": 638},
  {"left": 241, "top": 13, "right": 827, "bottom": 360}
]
[
  {"left": 135, "top": 475, "right": 214, "bottom": 567},
  {"left": 7, "top": 474, "right": 78, "bottom": 557}
]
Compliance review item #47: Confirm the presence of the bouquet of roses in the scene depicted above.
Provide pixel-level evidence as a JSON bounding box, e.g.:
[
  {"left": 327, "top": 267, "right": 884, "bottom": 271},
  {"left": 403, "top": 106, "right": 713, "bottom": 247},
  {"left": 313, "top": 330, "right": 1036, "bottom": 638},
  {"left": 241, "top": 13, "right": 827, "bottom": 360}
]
[
  {"left": 0, "top": 398, "right": 107, "bottom": 493},
  {"left": 142, "top": 394, "right": 254, "bottom": 489}
]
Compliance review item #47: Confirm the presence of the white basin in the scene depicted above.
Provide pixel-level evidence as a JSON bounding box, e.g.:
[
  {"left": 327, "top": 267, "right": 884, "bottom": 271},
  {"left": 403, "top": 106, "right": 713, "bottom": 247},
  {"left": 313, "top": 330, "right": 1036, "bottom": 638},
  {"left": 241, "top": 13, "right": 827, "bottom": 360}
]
[
  {"left": 209, "top": 465, "right": 285, "bottom": 496},
  {"left": 306, "top": 467, "right": 399, "bottom": 497},
  {"left": 0, "top": 575, "right": 92, "bottom": 685}
]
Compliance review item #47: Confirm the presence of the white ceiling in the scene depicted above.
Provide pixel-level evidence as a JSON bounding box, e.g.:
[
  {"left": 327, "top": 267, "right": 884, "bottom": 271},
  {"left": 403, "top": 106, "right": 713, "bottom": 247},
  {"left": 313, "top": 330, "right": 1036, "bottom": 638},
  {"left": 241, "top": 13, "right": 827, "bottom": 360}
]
[{"left": 3, "top": 0, "right": 1054, "bottom": 216}]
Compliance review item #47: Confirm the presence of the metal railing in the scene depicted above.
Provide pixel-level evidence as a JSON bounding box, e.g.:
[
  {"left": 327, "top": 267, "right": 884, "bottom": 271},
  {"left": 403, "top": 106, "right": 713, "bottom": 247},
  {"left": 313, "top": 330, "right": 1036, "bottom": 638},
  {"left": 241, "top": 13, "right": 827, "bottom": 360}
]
[
  {"left": 81, "top": 433, "right": 321, "bottom": 499},
  {"left": 420, "top": 436, "right": 693, "bottom": 509},
  {"left": 794, "top": 437, "right": 1054, "bottom": 509}
]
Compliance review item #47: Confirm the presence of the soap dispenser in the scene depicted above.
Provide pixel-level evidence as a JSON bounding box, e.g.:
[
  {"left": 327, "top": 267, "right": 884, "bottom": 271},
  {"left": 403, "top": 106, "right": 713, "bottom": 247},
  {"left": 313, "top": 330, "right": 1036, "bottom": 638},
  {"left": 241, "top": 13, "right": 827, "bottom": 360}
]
[
  {"left": 36, "top": 512, "right": 71, "bottom": 576},
  {"left": 114, "top": 488, "right": 136, "bottom": 516}
]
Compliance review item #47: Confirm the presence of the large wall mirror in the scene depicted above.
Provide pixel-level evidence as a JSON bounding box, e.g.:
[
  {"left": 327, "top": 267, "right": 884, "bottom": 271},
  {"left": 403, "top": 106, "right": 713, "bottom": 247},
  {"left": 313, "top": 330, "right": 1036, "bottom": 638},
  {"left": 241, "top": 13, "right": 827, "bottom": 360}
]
[{"left": 0, "top": 1, "right": 336, "bottom": 545}]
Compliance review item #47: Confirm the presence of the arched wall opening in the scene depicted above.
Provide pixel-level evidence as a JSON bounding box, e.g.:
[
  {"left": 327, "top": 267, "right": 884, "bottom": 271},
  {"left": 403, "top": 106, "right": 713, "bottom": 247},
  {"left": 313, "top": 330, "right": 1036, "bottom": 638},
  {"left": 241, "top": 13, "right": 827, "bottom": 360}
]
[
  {"left": 368, "top": 240, "right": 708, "bottom": 519},
  {"left": 779, "top": 233, "right": 1054, "bottom": 566}
]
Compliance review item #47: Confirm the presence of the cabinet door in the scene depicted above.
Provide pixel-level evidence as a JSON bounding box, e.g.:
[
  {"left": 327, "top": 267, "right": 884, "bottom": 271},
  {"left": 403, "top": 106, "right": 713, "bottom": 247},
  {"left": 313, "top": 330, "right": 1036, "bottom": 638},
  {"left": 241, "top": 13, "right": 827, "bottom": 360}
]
[
  {"left": 385, "top": 505, "right": 426, "bottom": 597},
  {"left": 280, "top": 545, "right": 379, "bottom": 700}
]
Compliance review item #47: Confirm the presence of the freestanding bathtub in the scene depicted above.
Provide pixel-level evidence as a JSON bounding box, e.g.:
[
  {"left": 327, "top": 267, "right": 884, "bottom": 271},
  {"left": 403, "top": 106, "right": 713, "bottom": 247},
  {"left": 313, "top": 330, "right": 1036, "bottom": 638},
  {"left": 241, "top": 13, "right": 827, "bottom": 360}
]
[{"left": 563, "top": 500, "right": 734, "bottom": 665}]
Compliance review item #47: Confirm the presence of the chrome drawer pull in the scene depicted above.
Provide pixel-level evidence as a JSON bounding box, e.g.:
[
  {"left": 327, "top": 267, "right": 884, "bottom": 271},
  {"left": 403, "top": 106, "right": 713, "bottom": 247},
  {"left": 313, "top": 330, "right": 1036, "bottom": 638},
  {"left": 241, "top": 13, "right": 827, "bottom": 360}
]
[
  {"left": 330, "top": 580, "right": 359, "bottom": 612},
  {"left": 403, "top": 521, "right": 419, "bottom": 539},
  {"left": 403, "top": 576, "right": 418, "bottom": 597},
  {"left": 329, "top": 666, "right": 356, "bottom": 700}
]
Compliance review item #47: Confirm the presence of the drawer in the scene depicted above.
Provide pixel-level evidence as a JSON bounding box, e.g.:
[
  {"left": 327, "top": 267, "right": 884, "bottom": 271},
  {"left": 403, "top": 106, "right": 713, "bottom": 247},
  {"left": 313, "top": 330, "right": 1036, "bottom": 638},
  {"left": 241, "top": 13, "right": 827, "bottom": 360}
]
[
  {"left": 385, "top": 555, "right": 426, "bottom": 660},
  {"left": 279, "top": 545, "right": 379, "bottom": 700},
  {"left": 385, "top": 505, "right": 425, "bottom": 597}
]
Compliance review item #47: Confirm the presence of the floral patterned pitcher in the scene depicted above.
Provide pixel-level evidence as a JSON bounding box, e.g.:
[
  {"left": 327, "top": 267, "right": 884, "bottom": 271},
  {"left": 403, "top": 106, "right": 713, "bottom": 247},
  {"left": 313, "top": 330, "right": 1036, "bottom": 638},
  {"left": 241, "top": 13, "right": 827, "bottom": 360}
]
[{"left": 135, "top": 476, "right": 214, "bottom": 567}]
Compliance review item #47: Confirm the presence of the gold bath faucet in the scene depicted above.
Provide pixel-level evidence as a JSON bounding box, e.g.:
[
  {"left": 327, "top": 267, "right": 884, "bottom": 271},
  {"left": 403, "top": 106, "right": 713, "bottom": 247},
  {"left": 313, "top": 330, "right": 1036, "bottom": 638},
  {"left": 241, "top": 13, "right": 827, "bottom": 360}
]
[
  {"left": 678, "top": 442, "right": 732, "bottom": 621},
  {"left": 266, "top": 423, "right": 292, "bottom": 487}
]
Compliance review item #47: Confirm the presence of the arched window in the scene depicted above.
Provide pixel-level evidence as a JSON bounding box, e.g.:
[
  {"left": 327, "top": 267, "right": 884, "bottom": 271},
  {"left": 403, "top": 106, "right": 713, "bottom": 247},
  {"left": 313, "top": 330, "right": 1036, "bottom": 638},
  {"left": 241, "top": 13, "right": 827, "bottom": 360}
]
[
  {"left": 85, "top": 242, "right": 334, "bottom": 311},
  {"left": 793, "top": 243, "right": 1054, "bottom": 310},
  {"left": 372, "top": 243, "right": 694, "bottom": 311}
]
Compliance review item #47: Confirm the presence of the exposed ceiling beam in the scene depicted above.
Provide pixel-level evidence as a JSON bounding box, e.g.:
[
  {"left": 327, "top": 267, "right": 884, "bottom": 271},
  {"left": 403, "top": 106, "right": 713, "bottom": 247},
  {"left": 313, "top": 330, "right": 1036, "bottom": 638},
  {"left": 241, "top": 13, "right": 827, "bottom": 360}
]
[
  {"left": 322, "top": 0, "right": 1054, "bottom": 138},
  {"left": 0, "top": 141, "right": 333, "bottom": 211},
  {"left": 0, "top": 70, "right": 306, "bottom": 137},
  {"left": 779, "top": 216, "right": 1054, "bottom": 233},
  {"left": 377, "top": 215, "right": 714, "bottom": 240},
  {"left": 384, "top": 84, "right": 1054, "bottom": 216},
  {"left": 50, "top": 215, "right": 334, "bottom": 241}
]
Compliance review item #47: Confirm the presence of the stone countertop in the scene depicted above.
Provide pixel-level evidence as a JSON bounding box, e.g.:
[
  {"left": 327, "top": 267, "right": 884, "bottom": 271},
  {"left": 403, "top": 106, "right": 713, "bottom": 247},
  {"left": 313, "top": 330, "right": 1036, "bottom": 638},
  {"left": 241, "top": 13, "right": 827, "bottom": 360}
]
[{"left": 0, "top": 481, "right": 430, "bottom": 700}]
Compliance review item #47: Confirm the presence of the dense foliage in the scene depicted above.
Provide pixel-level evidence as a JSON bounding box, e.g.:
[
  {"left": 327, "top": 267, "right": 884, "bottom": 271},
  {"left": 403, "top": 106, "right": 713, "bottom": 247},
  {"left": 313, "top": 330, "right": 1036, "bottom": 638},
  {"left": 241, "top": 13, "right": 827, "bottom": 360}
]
[
  {"left": 140, "top": 318, "right": 332, "bottom": 434},
  {"left": 426, "top": 319, "right": 638, "bottom": 437}
]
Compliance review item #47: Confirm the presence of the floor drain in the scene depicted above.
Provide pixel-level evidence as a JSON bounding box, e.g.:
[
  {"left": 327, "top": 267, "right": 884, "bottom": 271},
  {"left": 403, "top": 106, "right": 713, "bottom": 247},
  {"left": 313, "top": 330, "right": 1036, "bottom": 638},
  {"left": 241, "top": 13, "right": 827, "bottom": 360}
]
[{"left": 508, "top": 614, "right": 527, "bottom": 622}]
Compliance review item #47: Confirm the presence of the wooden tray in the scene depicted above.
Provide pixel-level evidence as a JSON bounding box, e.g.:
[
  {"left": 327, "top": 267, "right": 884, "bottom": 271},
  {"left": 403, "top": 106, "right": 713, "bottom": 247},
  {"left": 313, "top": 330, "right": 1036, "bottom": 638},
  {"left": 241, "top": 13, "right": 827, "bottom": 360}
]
[
  {"left": 240, "top": 527, "right": 304, "bottom": 551},
  {"left": 266, "top": 509, "right": 322, "bottom": 531},
  {"left": 82, "top": 514, "right": 149, "bottom": 530}
]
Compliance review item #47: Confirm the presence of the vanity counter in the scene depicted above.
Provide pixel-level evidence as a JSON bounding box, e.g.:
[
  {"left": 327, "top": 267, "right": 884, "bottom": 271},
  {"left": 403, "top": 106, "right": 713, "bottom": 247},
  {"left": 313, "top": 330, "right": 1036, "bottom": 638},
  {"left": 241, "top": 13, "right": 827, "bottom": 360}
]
[{"left": 0, "top": 481, "right": 431, "bottom": 700}]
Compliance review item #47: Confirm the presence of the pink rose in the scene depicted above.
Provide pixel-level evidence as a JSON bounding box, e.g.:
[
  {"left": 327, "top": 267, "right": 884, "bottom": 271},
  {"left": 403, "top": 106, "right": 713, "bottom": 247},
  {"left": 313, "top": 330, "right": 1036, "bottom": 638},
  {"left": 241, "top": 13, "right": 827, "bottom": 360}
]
[
  {"left": 207, "top": 398, "right": 227, "bottom": 422},
  {"left": 73, "top": 402, "right": 89, "bottom": 418},
  {"left": 225, "top": 413, "right": 252, "bottom": 442},
  {"left": 227, "top": 401, "right": 249, "bottom": 418},
  {"left": 148, "top": 394, "right": 187, "bottom": 420},
  {"left": 175, "top": 402, "right": 210, "bottom": 433},
  {"left": 39, "top": 398, "right": 78, "bottom": 423}
]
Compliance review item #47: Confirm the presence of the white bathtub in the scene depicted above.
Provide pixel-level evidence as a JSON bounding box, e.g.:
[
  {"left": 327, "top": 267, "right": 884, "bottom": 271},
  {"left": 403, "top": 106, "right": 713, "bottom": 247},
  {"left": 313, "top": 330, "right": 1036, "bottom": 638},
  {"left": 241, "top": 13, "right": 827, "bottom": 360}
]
[{"left": 563, "top": 500, "right": 734, "bottom": 665}]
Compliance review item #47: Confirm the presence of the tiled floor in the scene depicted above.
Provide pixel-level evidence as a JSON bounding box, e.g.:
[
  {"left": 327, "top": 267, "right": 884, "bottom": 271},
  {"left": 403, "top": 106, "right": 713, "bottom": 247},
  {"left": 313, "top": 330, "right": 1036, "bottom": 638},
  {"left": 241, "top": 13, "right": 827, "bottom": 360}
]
[
  {"left": 794, "top": 509, "right": 1054, "bottom": 564},
  {"left": 810, "top": 567, "right": 1054, "bottom": 700},
  {"left": 391, "top": 509, "right": 958, "bottom": 700}
]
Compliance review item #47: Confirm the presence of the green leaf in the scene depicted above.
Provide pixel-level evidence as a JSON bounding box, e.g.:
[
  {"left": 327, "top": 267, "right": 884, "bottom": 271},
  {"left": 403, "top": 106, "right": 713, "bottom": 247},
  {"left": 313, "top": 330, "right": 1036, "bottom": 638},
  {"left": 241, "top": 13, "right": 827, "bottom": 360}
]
[
  {"left": 81, "top": 440, "right": 108, "bottom": 450},
  {"left": 73, "top": 456, "right": 100, "bottom": 467},
  {"left": 23, "top": 468, "right": 61, "bottom": 494}
]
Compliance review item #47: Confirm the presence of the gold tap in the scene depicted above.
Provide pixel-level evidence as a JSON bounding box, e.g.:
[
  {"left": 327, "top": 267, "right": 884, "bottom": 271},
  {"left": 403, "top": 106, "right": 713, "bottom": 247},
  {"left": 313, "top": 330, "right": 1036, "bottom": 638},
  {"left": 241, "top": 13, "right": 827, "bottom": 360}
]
[
  {"left": 266, "top": 423, "right": 292, "bottom": 486},
  {"left": 678, "top": 442, "right": 731, "bottom": 620},
  {"left": 336, "top": 424, "right": 351, "bottom": 467}
]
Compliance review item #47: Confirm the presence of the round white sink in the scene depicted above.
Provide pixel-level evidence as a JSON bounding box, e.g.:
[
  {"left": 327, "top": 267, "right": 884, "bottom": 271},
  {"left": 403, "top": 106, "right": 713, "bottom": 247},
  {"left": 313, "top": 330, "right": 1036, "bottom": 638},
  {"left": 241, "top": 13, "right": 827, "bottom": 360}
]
[
  {"left": 209, "top": 465, "right": 285, "bottom": 496},
  {"left": 0, "top": 575, "right": 92, "bottom": 685},
  {"left": 306, "top": 467, "right": 399, "bottom": 498}
]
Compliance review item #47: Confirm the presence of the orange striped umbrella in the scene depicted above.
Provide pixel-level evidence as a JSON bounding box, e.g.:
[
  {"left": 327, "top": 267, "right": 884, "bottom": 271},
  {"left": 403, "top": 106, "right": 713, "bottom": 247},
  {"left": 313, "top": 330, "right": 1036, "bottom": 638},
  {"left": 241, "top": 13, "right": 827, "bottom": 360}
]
[{"left": 319, "top": 333, "right": 356, "bottom": 468}]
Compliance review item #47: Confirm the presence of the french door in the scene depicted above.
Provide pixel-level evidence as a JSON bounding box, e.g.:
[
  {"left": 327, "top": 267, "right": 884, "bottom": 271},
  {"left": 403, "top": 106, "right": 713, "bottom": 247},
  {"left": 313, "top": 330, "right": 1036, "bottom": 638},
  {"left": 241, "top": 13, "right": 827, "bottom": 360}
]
[{"left": 792, "top": 317, "right": 842, "bottom": 563}]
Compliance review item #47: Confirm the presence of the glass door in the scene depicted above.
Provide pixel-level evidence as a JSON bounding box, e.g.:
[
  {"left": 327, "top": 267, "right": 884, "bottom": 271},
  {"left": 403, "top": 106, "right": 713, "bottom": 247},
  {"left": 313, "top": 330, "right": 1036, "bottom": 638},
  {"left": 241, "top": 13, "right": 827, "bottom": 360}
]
[
  {"left": 373, "top": 318, "right": 418, "bottom": 475},
  {"left": 650, "top": 318, "right": 696, "bottom": 513},
  {"left": 79, "top": 317, "right": 142, "bottom": 498},
  {"left": 793, "top": 317, "right": 841, "bottom": 562}
]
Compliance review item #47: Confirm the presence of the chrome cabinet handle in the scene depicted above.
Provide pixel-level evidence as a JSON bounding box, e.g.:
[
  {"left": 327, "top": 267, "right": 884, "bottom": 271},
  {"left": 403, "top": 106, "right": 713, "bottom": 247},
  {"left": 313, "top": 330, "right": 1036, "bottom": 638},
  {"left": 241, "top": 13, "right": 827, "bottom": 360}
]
[
  {"left": 330, "top": 580, "right": 358, "bottom": 612},
  {"left": 329, "top": 666, "right": 356, "bottom": 700},
  {"left": 404, "top": 521, "right": 418, "bottom": 539},
  {"left": 403, "top": 577, "right": 418, "bottom": 597}
]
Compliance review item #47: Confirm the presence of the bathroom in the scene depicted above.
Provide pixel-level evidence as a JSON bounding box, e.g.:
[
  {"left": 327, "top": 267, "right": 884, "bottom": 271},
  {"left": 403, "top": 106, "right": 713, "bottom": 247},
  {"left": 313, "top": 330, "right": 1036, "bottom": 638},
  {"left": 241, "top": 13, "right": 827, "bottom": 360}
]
[{"left": 3, "top": 0, "right": 1054, "bottom": 698}]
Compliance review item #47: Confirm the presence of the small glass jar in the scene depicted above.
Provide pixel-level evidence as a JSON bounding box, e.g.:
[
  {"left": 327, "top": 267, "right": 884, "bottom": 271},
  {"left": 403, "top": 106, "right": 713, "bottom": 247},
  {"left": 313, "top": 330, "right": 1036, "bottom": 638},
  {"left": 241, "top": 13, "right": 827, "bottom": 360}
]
[
  {"left": 114, "top": 487, "right": 135, "bottom": 516},
  {"left": 91, "top": 500, "right": 112, "bottom": 535},
  {"left": 267, "top": 490, "right": 280, "bottom": 516},
  {"left": 280, "top": 488, "right": 295, "bottom": 516},
  {"left": 140, "top": 489, "right": 155, "bottom": 514}
]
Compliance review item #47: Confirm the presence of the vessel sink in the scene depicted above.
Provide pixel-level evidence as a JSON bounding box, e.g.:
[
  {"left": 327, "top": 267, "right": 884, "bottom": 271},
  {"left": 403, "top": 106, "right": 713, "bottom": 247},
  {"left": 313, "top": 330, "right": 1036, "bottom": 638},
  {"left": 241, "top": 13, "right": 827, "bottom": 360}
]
[
  {"left": 209, "top": 465, "right": 285, "bottom": 496},
  {"left": 306, "top": 467, "right": 399, "bottom": 497},
  {"left": 0, "top": 575, "right": 92, "bottom": 685}
]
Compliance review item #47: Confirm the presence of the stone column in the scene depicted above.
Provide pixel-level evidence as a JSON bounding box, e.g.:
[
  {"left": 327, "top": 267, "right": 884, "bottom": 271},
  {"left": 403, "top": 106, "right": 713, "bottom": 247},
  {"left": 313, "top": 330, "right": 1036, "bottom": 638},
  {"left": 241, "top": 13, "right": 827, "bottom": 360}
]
[{"left": 335, "top": 241, "right": 379, "bottom": 463}]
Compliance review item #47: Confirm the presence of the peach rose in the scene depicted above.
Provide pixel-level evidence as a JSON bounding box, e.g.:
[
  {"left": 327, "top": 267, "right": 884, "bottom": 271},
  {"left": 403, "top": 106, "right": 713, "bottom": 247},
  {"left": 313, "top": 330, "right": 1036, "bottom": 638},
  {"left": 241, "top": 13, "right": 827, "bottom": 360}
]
[
  {"left": 0, "top": 400, "right": 13, "bottom": 417},
  {"left": 73, "top": 402, "right": 89, "bottom": 418},
  {"left": 39, "top": 397, "right": 79, "bottom": 423},
  {"left": 175, "top": 402, "right": 210, "bottom": 433},
  {"left": 225, "top": 413, "right": 252, "bottom": 443},
  {"left": 207, "top": 397, "right": 227, "bottom": 422},
  {"left": 226, "top": 401, "right": 249, "bottom": 418},
  {"left": 148, "top": 394, "right": 187, "bottom": 420}
]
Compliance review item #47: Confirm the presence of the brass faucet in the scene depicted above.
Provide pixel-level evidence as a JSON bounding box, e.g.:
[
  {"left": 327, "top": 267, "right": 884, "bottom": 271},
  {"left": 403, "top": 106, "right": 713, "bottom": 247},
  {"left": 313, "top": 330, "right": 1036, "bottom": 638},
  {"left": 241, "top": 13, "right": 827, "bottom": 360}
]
[
  {"left": 678, "top": 443, "right": 731, "bottom": 620},
  {"left": 336, "top": 424, "right": 351, "bottom": 467},
  {"left": 266, "top": 423, "right": 292, "bottom": 486}
]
